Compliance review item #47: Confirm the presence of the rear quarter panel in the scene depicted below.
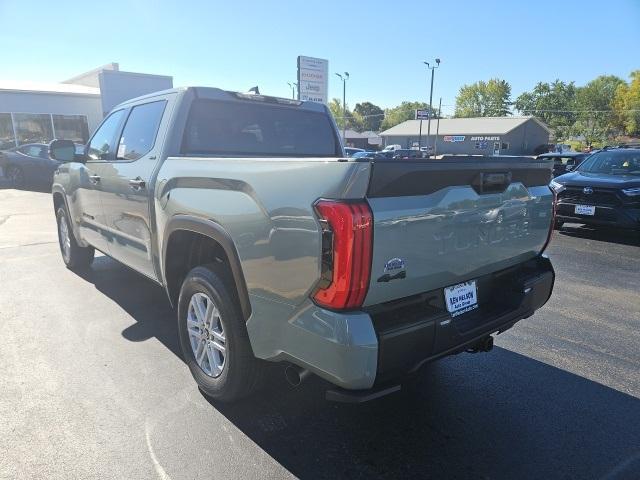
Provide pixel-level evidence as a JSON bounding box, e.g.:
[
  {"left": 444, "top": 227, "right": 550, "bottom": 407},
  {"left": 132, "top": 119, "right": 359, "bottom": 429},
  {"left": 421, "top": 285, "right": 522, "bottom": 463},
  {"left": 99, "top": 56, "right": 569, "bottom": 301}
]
[{"left": 154, "top": 157, "right": 371, "bottom": 356}]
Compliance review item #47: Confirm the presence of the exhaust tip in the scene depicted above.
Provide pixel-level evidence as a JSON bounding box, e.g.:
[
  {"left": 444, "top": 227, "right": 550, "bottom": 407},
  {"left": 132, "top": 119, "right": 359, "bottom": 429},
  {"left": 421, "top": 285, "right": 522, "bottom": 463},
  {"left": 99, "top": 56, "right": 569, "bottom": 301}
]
[
  {"left": 483, "top": 335, "right": 494, "bottom": 352},
  {"left": 466, "top": 335, "right": 494, "bottom": 354},
  {"left": 285, "top": 365, "right": 311, "bottom": 386}
]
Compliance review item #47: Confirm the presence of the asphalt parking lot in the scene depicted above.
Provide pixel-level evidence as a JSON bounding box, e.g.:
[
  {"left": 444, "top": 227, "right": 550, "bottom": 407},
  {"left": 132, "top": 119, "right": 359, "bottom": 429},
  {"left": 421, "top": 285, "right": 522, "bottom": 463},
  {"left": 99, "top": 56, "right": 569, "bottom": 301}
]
[{"left": 0, "top": 188, "right": 638, "bottom": 480}]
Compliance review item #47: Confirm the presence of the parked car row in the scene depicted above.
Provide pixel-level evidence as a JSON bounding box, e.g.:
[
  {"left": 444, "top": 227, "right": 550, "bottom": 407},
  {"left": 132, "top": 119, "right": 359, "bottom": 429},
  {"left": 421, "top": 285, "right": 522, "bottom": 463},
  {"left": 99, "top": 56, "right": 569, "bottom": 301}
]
[{"left": 345, "top": 148, "right": 428, "bottom": 160}]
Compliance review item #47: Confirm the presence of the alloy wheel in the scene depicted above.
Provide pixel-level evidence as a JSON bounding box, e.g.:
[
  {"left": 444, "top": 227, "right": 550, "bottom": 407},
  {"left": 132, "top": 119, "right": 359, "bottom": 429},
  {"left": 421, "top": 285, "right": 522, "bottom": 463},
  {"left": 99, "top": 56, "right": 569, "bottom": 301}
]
[
  {"left": 187, "top": 292, "right": 226, "bottom": 377},
  {"left": 58, "top": 214, "right": 71, "bottom": 261}
]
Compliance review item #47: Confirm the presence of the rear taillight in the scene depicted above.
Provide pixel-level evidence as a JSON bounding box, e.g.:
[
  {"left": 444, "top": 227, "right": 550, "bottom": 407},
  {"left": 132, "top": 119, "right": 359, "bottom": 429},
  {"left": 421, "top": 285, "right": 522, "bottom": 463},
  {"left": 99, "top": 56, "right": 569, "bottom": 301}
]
[
  {"left": 312, "top": 199, "right": 373, "bottom": 310},
  {"left": 540, "top": 187, "right": 557, "bottom": 254}
]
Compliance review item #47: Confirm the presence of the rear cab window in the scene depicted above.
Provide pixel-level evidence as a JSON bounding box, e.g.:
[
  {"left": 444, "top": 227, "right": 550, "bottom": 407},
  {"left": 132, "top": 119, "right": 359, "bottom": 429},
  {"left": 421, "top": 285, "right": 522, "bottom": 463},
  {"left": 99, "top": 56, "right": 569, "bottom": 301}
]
[{"left": 181, "top": 99, "right": 340, "bottom": 157}]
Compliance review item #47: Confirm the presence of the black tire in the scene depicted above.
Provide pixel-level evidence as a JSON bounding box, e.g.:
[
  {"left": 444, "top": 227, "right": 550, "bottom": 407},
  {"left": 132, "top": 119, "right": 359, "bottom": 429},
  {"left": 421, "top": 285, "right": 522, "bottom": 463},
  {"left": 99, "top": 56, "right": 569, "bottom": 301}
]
[
  {"left": 56, "top": 207, "right": 94, "bottom": 270},
  {"left": 6, "top": 165, "right": 25, "bottom": 189},
  {"left": 177, "top": 264, "right": 266, "bottom": 402}
]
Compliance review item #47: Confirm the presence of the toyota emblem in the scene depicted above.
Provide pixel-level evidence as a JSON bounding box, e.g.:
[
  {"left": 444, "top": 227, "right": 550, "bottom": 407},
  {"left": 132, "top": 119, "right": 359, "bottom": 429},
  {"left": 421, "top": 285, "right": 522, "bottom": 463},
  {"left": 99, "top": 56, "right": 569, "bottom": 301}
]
[{"left": 583, "top": 186, "right": 593, "bottom": 195}]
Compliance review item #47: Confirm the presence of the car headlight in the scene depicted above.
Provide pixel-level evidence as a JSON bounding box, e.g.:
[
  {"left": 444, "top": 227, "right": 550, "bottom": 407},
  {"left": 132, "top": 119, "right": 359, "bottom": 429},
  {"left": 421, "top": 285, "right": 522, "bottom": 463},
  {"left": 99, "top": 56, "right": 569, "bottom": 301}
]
[
  {"left": 549, "top": 180, "right": 565, "bottom": 194},
  {"left": 621, "top": 187, "right": 640, "bottom": 197}
]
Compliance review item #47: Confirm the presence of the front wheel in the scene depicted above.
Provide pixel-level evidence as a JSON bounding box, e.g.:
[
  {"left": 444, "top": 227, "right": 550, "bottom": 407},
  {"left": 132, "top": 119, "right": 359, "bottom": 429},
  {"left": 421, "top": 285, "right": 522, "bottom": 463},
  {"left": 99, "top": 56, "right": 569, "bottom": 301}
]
[
  {"left": 177, "top": 265, "right": 266, "bottom": 402},
  {"left": 56, "top": 207, "right": 94, "bottom": 270}
]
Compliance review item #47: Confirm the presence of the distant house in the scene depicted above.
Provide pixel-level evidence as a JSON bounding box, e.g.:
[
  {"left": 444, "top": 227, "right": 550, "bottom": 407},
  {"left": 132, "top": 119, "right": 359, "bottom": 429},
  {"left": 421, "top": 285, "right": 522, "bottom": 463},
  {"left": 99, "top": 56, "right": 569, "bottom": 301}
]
[
  {"left": 379, "top": 116, "right": 550, "bottom": 156},
  {"left": 341, "top": 129, "right": 383, "bottom": 150}
]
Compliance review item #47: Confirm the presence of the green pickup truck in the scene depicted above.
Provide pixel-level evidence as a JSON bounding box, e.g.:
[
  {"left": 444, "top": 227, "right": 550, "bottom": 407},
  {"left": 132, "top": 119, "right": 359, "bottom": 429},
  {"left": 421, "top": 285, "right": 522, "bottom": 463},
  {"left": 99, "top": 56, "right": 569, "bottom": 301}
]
[{"left": 50, "top": 87, "right": 555, "bottom": 402}]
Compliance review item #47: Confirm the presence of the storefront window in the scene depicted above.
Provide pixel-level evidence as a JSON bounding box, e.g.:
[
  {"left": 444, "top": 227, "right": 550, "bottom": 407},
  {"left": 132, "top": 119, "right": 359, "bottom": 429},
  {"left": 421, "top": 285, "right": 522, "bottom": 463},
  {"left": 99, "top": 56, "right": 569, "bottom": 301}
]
[
  {"left": 13, "top": 113, "right": 54, "bottom": 146},
  {"left": 0, "top": 113, "right": 16, "bottom": 150},
  {"left": 52, "top": 115, "right": 89, "bottom": 144}
]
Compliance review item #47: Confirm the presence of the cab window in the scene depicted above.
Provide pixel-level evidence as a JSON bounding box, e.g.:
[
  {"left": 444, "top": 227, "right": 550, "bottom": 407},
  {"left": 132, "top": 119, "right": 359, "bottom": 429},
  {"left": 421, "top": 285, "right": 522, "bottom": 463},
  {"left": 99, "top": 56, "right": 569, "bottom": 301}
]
[
  {"left": 87, "top": 110, "right": 126, "bottom": 161},
  {"left": 116, "top": 101, "right": 166, "bottom": 161}
]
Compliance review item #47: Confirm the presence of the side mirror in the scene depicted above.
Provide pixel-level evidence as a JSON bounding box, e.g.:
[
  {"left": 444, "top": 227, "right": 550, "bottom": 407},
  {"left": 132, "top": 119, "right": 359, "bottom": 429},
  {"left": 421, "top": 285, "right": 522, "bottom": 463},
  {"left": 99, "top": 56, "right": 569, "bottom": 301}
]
[
  {"left": 49, "top": 139, "right": 77, "bottom": 163},
  {"left": 566, "top": 165, "right": 574, "bottom": 171}
]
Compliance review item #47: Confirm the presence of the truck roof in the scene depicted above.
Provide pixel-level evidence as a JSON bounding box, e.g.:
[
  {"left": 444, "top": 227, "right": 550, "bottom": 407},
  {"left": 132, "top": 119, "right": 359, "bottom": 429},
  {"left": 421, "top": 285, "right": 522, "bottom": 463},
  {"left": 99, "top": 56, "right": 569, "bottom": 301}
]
[{"left": 114, "top": 86, "right": 327, "bottom": 113}]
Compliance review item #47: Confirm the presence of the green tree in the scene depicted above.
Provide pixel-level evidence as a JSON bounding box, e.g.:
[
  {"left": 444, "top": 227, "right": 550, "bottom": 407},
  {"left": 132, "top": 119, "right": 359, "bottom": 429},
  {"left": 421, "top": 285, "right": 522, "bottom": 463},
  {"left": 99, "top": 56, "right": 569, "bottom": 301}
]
[
  {"left": 613, "top": 71, "right": 640, "bottom": 136},
  {"left": 353, "top": 102, "right": 385, "bottom": 132},
  {"left": 455, "top": 79, "right": 512, "bottom": 117},
  {"left": 514, "top": 80, "right": 578, "bottom": 140},
  {"left": 572, "top": 75, "right": 625, "bottom": 144},
  {"left": 379, "top": 101, "right": 437, "bottom": 131},
  {"left": 328, "top": 98, "right": 361, "bottom": 131}
]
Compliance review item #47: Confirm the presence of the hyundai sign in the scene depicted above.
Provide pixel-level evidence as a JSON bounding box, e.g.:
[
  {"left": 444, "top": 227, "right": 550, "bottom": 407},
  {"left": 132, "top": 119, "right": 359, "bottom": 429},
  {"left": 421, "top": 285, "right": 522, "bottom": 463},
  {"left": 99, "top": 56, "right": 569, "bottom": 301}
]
[{"left": 297, "top": 56, "right": 329, "bottom": 104}]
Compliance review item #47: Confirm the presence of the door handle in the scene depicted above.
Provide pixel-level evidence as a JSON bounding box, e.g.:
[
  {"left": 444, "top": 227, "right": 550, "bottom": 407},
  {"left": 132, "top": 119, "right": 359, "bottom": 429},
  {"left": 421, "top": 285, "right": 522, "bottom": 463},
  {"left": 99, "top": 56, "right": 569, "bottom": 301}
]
[
  {"left": 129, "top": 177, "right": 146, "bottom": 190},
  {"left": 89, "top": 174, "right": 101, "bottom": 184}
]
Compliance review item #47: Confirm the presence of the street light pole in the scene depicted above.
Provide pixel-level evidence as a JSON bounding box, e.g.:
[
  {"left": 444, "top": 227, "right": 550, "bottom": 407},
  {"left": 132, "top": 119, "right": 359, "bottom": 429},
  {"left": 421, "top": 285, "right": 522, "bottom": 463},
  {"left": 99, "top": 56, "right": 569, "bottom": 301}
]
[
  {"left": 423, "top": 58, "right": 440, "bottom": 156},
  {"left": 287, "top": 82, "right": 297, "bottom": 99},
  {"left": 335, "top": 72, "right": 349, "bottom": 142}
]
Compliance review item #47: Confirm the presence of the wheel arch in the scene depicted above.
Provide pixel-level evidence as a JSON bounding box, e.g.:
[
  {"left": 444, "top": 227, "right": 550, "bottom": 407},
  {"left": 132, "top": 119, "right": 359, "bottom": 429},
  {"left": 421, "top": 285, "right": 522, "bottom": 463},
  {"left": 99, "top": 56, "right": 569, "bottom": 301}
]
[{"left": 162, "top": 215, "right": 252, "bottom": 321}]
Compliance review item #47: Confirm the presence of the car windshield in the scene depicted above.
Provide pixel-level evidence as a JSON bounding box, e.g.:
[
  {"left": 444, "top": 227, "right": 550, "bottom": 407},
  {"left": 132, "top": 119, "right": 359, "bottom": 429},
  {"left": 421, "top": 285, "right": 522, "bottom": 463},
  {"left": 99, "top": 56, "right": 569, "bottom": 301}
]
[{"left": 576, "top": 150, "right": 640, "bottom": 175}]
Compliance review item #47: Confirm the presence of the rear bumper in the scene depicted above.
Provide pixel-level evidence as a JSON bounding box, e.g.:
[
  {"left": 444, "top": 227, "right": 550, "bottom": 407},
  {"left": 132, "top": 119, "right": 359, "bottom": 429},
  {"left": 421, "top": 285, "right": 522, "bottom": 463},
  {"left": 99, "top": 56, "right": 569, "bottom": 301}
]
[
  {"left": 262, "top": 256, "right": 554, "bottom": 391},
  {"left": 367, "top": 255, "right": 554, "bottom": 386},
  {"left": 556, "top": 202, "right": 640, "bottom": 230}
]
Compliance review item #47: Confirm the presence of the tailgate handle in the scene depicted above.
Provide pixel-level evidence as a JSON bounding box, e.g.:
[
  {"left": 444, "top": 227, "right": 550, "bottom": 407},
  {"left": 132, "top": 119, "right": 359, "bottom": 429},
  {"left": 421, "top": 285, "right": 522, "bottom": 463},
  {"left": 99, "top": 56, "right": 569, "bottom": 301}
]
[{"left": 480, "top": 172, "right": 511, "bottom": 193}]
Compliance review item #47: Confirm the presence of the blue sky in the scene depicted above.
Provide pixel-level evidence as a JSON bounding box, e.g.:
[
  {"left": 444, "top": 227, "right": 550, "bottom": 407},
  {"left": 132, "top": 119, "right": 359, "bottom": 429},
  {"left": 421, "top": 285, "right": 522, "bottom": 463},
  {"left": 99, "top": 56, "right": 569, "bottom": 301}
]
[{"left": 1, "top": 0, "right": 638, "bottom": 115}]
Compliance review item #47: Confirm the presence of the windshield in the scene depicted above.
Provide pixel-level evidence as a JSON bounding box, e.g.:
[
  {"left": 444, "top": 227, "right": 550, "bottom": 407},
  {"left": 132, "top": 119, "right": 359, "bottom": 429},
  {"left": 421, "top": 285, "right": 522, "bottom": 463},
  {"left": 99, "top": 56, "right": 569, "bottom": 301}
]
[{"left": 576, "top": 150, "right": 640, "bottom": 176}]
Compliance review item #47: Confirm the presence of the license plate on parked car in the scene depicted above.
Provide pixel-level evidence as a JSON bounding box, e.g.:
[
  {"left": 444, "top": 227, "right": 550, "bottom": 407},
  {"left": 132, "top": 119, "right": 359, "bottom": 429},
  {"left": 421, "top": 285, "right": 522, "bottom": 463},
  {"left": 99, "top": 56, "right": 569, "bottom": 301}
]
[
  {"left": 444, "top": 280, "right": 478, "bottom": 317},
  {"left": 575, "top": 204, "right": 595, "bottom": 216}
]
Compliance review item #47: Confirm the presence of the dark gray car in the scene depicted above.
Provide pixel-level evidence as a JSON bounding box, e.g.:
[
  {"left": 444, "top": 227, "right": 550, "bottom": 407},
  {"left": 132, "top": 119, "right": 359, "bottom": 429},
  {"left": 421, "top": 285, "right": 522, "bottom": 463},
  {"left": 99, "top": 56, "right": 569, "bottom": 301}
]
[{"left": 0, "top": 143, "right": 61, "bottom": 188}]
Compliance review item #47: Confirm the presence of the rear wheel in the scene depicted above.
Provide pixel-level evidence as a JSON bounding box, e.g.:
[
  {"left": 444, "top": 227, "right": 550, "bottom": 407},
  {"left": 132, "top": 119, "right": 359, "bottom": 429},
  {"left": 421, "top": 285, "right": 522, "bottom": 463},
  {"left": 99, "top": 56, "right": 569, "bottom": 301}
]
[
  {"left": 177, "top": 264, "right": 266, "bottom": 402},
  {"left": 56, "top": 207, "right": 94, "bottom": 270},
  {"left": 6, "top": 165, "right": 25, "bottom": 189}
]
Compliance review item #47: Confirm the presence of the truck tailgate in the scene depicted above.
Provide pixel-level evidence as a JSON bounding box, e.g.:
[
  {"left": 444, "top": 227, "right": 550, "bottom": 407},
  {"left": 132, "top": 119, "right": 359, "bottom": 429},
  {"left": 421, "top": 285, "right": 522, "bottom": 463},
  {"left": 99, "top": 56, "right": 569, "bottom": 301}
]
[{"left": 363, "top": 156, "right": 553, "bottom": 306}]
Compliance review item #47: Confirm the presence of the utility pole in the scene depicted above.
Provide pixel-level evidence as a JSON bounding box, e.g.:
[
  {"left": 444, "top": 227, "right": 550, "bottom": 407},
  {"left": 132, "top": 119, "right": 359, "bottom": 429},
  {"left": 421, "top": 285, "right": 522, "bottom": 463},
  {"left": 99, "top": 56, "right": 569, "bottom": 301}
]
[
  {"left": 423, "top": 58, "right": 441, "bottom": 156},
  {"left": 335, "top": 72, "right": 349, "bottom": 142}
]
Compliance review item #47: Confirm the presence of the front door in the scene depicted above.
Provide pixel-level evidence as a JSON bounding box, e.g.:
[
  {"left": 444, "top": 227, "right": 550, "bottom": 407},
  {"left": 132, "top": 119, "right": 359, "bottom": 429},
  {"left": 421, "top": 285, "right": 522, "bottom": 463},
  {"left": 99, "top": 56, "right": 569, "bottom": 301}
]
[
  {"left": 74, "top": 109, "right": 127, "bottom": 253},
  {"left": 99, "top": 100, "right": 167, "bottom": 280}
]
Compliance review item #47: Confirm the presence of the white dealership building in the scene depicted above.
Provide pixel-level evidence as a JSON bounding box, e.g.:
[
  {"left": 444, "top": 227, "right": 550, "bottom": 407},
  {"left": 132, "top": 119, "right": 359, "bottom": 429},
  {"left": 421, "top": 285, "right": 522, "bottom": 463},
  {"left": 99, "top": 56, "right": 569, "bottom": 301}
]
[{"left": 0, "top": 63, "right": 172, "bottom": 149}]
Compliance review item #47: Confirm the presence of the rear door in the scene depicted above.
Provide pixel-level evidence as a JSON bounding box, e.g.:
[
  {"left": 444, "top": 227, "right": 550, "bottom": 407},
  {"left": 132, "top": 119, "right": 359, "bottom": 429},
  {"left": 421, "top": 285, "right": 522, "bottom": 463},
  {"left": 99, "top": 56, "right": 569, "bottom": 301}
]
[
  {"left": 363, "top": 157, "right": 554, "bottom": 306},
  {"left": 99, "top": 99, "right": 169, "bottom": 280},
  {"left": 73, "top": 109, "right": 127, "bottom": 252}
]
